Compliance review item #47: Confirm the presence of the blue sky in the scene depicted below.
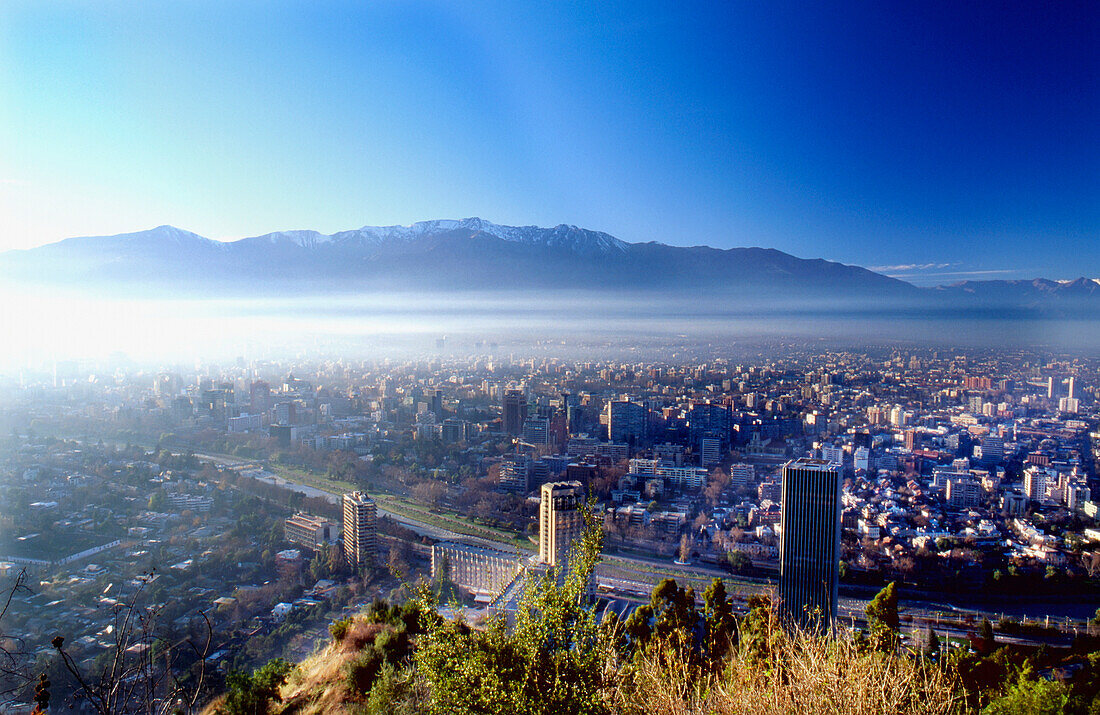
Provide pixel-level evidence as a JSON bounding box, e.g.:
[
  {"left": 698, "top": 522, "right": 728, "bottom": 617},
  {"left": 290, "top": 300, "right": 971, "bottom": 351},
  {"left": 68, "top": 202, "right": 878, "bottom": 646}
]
[{"left": 1, "top": 1, "right": 1096, "bottom": 284}]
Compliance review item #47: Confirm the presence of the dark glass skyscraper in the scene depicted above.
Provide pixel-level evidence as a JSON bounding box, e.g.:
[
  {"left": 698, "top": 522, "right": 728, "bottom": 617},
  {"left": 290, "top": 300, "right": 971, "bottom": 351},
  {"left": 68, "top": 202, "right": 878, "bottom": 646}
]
[
  {"left": 778, "top": 457, "right": 842, "bottom": 631},
  {"left": 503, "top": 389, "right": 527, "bottom": 436}
]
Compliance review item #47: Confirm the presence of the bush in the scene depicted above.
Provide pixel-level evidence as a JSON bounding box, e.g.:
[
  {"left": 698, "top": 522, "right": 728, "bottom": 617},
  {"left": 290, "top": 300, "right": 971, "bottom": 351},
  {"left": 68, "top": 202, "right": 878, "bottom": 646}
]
[
  {"left": 217, "top": 658, "right": 294, "bottom": 715},
  {"left": 329, "top": 617, "right": 351, "bottom": 643},
  {"left": 345, "top": 646, "right": 385, "bottom": 696}
]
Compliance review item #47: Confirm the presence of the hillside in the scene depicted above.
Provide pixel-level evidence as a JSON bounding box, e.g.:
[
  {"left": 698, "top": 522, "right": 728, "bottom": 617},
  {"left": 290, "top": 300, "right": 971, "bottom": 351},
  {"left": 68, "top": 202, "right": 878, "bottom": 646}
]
[{"left": 193, "top": 525, "right": 1090, "bottom": 715}]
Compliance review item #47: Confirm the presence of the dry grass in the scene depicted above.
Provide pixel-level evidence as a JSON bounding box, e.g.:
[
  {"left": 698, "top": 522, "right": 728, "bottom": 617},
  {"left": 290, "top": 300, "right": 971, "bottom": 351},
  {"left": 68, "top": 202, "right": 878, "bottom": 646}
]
[
  {"left": 201, "top": 612, "right": 961, "bottom": 715},
  {"left": 612, "top": 620, "right": 961, "bottom": 715}
]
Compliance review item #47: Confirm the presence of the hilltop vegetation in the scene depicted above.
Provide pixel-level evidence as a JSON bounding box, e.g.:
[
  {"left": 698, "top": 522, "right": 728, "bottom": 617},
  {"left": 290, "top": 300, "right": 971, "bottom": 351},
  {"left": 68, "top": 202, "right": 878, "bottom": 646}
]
[{"left": 201, "top": 510, "right": 1100, "bottom": 715}]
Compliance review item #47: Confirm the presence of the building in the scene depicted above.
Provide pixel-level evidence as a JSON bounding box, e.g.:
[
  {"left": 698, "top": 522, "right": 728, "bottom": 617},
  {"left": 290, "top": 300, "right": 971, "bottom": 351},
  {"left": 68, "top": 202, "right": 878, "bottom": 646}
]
[
  {"left": 699, "top": 437, "right": 721, "bottom": 467},
  {"left": 1059, "top": 397, "right": 1080, "bottom": 414},
  {"left": 523, "top": 417, "right": 552, "bottom": 446},
  {"left": 539, "top": 481, "right": 585, "bottom": 568},
  {"left": 1023, "top": 465, "right": 1053, "bottom": 502},
  {"left": 430, "top": 542, "right": 521, "bottom": 597},
  {"left": 499, "top": 454, "right": 531, "bottom": 494},
  {"left": 285, "top": 512, "right": 338, "bottom": 551},
  {"left": 605, "top": 400, "right": 647, "bottom": 445},
  {"left": 945, "top": 476, "right": 981, "bottom": 509},
  {"left": 441, "top": 418, "right": 468, "bottom": 443},
  {"left": 820, "top": 443, "right": 843, "bottom": 466},
  {"left": 778, "top": 458, "right": 841, "bottom": 631},
  {"left": 275, "top": 549, "right": 304, "bottom": 583},
  {"left": 503, "top": 389, "right": 527, "bottom": 436},
  {"left": 342, "top": 491, "right": 377, "bottom": 569},
  {"left": 729, "top": 463, "right": 755, "bottom": 490}
]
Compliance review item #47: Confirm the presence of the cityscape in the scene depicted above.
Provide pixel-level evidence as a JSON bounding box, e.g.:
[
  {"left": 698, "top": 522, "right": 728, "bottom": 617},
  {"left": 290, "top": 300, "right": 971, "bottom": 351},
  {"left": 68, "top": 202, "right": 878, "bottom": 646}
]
[
  {"left": 2, "top": 1, "right": 1098, "bottom": 713},
  {"left": 4, "top": 343, "right": 1100, "bottom": 709}
]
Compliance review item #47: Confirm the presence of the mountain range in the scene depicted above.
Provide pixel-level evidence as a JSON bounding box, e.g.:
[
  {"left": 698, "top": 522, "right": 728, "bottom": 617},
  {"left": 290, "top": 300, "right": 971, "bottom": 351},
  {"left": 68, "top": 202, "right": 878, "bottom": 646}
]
[{"left": 1, "top": 218, "right": 1096, "bottom": 315}]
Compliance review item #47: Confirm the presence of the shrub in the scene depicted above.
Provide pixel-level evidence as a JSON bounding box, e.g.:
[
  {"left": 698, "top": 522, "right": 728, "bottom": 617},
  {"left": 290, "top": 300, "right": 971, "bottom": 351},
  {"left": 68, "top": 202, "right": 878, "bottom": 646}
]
[
  {"left": 329, "top": 617, "right": 351, "bottom": 643},
  {"left": 345, "top": 646, "right": 385, "bottom": 696}
]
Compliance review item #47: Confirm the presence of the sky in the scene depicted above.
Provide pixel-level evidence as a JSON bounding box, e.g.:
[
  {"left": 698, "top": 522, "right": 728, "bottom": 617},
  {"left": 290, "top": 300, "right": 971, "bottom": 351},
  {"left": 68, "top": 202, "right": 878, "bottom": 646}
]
[{"left": 0, "top": 1, "right": 1097, "bottom": 285}]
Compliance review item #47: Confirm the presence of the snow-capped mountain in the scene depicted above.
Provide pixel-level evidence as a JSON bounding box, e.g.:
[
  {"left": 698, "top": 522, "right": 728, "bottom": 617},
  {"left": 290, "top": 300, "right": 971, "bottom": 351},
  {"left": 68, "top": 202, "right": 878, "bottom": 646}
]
[
  {"left": 4, "top": 218, "right": 1096, "bottom": 315},
  {"left": 244, "top": 218, "right": 629, "bottom": 256}
]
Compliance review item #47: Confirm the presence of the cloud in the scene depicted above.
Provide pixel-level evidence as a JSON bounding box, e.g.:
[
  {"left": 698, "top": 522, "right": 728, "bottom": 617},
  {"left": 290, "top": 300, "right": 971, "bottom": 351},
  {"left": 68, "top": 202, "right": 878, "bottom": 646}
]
[
  {"left": 887, "top": 268, "right": 1020, "bottom": 279},
  {"left": 868, "top": 262, "right": 955, "bottom": 272}
]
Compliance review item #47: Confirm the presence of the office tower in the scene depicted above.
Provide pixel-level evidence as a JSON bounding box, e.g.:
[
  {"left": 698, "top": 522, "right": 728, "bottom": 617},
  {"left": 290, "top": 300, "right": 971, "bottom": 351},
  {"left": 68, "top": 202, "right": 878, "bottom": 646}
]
[
  {"left": 1068, "top": 376, "right": 1077, "bottom": 400},
  {"left": 342, "top": 491, "right": 377, "bottom": 569},
  {"left": 249, "top": 380, "right": 271, "bottom": 415},
  {"left": 503, "top": 389, "right": 527, "bottom": 436},
  {"left": 441, "top": 418, "right": 468, "bottom": 443},
  {"left": 275, "top": 401, "right": 296, "bottom": 425},
  {"left": 778, "top": 458, "right": 841, "bottom": 631},
  {"left": 430, "top": 389, "right": 444, "bottom": 421},
  {"left": 979, "top": 435, "right": 1004, "bottom": 466},
  {"left": 523, "top": 416, "right": 552, "bottom": 446},
  {"left": 699, "top": 437, "right": 721, "bottom": 467},
  {"left": 1047, "top": 376, "right": 1056, "bottom": 400},
  {"left": 605, "top": 400, "right": 647, "bottom": 445},
  {"left": 539, "top": 481, "right": 585, "bottom": 568}
]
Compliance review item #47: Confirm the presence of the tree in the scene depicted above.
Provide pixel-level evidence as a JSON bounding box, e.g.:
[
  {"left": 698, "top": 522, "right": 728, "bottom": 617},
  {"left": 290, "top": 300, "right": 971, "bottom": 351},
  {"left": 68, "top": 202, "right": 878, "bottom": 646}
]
[
  {"left": 983, "top": 670, "right": 1070, "bottom": 715},
  {"left": 923, "top": 627, "right": 940, "bottom": 658},
  {"left": 678, "top": 534, "right": 692, "bottom": 563},
  {"left": 702, "top": 578, "right": 735, "bottom": 660},
  {"left": 414, "top": 500, "right": 608, "bottom": 713},
  {"left": 865, "top": 582, "right": 900, "bottom": 652},
  {"left": 726, "top": 549, "right": 752, "bottom": 575},
  {"left": 217, "top": 658, "right": 293, "bottom": 715},
  {"left": 50, "top": 576, "right": 212, "bottom": 714},
  {"left": 979, "top": 618, "right": 995, "bottom": 653}
]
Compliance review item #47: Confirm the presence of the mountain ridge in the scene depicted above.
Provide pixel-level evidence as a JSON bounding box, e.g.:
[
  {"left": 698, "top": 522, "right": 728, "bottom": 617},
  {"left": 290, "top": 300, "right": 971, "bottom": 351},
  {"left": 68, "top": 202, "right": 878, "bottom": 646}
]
[{"left": 1, "top": 219, "right": 1095, "bottom": 314}]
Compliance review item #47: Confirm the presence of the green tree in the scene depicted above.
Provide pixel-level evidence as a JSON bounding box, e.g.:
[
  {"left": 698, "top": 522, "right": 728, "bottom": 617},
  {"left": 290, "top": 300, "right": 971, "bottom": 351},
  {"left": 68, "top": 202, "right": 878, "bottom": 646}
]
[
  {"left": 726, "top": 549, "right": 752, "bottom": 575},
  {"left": 414, "top": 500, "right": 609, "bottom": 714},
  {"left": 923, "top": 627, "right": 940, "bottom": 658},
  {"left": 982, "top": 670, "right": 1070, "bottom": 715},
  {"left": 979, "top": 617, "right": 995, "bottom": 653},
  {"left": 702, "top": 578, "right": 736, "bottom": 660},
  {"left": 865, "top": 581, "right": 900, "bottom": 652},
  {"left": 217, "top": 658, "right": 294, "bottom": 715}
]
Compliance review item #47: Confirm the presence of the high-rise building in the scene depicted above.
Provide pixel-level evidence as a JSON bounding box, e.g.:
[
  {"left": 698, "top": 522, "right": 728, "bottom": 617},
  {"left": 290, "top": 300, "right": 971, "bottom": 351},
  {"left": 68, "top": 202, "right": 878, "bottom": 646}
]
[
  {"left": 342, "top": 491, "right": 377, "bottom": 569},
  {"left": 503, "top": 389, "right": 527, "bottom": 436},
  {"left": 945, "top": 476, "right": 981, "bottom": 509},
  {"left": 539, "top": 481, "right": 585, "bottom": 568},
  {"left": 499, "top": 454, "right": 531, "bottom": 494},
  {"left": 729, "top": 463, "right": 755, "bottom": 490},
  {"left": 523, "top": 416, "right": 552, "bottom": 446},
  {"left": 979, "top": 435, "right": 1004, "bottom": 466},
  {"left": 250, "top": 380, "right": 271, "bottom": 415},
  {"left": 605, "top": 400, "right": 647, "bottom": 445},
  {"left": 778, "top": 458, "right": 841, "bottom": 631},
  {"left": 441, "top": 418, "right": 468, "bottom": 443},
  {"left": 699, "top": 437, "right": 721, "bottom": 467}
]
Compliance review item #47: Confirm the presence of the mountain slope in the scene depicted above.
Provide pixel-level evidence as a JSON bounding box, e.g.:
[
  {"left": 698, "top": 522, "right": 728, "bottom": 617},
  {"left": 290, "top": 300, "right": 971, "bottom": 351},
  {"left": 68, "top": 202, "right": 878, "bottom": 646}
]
[{"left": 0, "top": 219, "right": 917, "bottom": 305}]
